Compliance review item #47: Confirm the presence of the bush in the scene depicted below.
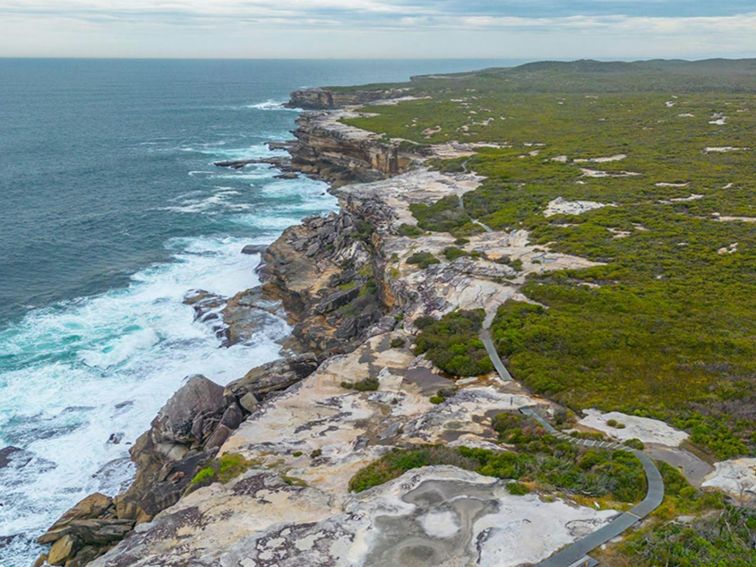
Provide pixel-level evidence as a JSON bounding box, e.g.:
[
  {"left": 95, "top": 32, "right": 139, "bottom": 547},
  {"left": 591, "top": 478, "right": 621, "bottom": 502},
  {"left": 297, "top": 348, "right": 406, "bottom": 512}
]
[
  {"left": 396, "top": 223, "right": 424, "bottom": 237},
  {"left": 190, "top": 452, "right": 255, "bottom": 487},
  {"left": 406, "top": 251, "right": 440, "bottom": 269},
  {"left": 341, "top": 377, "right": 380, "bottom": 391},
  {"left": 414, "top": 309, "right": 494, "bottom": 376},
  {"left": 349, "top": 446, "right": 479, "bottom": 492},
  {"left": 622, "top": 504, "right": 754, "bottom": 566},
  {"left": 430, "top": 395, "right": 445, "bottom": 404},
  {"left": 390, "top": 337, "right": 406, "bottom": 348},
  {"left": 310, "top": 448, "right": 322, "bottom": 458},
  {"left": 413, "top": 315, "right": 436, "bottom": 329},
  {"left": 443, "top": 246, "right": 468, "bottom": 261},
  {"left": 507, "top": 481, "right": 531, "bottom": 495},
  {"left": 191, "top": 466, "right": 216, "bottom": 486},
  {"left": 624, "top": 438, "right": 645, "bottom": 450}
]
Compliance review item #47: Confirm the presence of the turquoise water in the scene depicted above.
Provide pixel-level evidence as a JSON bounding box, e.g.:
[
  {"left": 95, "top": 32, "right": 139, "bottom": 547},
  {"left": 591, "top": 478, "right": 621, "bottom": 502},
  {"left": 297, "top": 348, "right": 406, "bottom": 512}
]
[{"left": 0, "top": 59, "right": 507, "bottom": 566}]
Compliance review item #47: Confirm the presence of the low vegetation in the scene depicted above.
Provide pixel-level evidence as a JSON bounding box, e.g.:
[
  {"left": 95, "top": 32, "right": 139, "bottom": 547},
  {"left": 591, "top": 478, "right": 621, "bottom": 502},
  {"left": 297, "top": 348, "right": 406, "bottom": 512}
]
[
  {"left": 405, "top": 251, "right": 440, "bottom": 269},
  {"left": 606, "top": 462, "right": 755, "bottom": 566},
  {"left": 349, "top": 446, "right": 479, "bottom": 492},
  {"left": 341, "top": 377, "right": 379, "bottom": 391},
  {"left": 342, "top": 61, "right": 755, "bottom": 458},
  {"left": 350, "top": 412, "right": 646, "bottom": 504},
  {"left": 190, "top": 453, "right": 256, "bottom": 488},
  {"left": 414, "top": 309, "right": 493, "bottom": 376}
]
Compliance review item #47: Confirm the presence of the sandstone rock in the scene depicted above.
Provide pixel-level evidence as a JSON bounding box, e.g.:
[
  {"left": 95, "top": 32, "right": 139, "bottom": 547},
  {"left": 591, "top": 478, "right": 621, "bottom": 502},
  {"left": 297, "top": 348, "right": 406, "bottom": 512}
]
[
  {"left": 39, "top": 493, "right": 114, "bottom": 543},
  {"left": 151, "top": 375, "right": 225, "bottom": 446},
  {"left": 204, "top": 424, "right": 232, "bottom": 449},
  {"left": 287, "top": 87, "right": 411, "bottom": 110},
  {"left": 239, "top": 392, "right": 259, "bottom": 413},
  {"left": 220, "top": 404, "right": 243, "bottom": 430},
  {"left": 226, "top": 353, "right": 318, "bottom": 403},
  {"left": 47, "top": 534, "right": 76, "bottom": 565},
  {"left": 221, "top": 289, "right": 283, "bottom": 346}
]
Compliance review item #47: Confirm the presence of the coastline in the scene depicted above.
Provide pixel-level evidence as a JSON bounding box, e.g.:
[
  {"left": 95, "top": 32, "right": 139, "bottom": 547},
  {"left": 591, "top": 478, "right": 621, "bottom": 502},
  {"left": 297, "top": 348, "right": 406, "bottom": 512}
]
[
  {"left": 34, "top": 85, "right": 599, "bottom": 566},
  {"left": 33, "top": 80, "right": 753, "bottom": 566}
]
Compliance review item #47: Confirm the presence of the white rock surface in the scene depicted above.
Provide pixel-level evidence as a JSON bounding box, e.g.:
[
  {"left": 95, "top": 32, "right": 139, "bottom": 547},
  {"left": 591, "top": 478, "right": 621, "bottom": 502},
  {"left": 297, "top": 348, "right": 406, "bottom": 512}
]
[
  {"left": 544, "top": 197, "right": 608, "bottom": 217},
  {"left": 579, "top": 409, "right": 689, "bottom": 446},
  {"left": 702, "top": 458, "right": 756, "bottom": 504},
  {"left": 704, "top": 146, "right": 749, "bottom": 153},
  {"left": 91, "top": 466, "right": 618, "bottom": 567}
]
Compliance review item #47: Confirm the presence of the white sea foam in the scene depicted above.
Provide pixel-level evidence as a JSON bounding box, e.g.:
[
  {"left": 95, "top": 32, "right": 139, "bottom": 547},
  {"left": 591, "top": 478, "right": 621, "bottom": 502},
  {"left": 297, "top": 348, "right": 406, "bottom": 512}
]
[
  {"left": 248, "top": 99, "right": 299, "bottom": 112},
  {"left": 0, "top": 234, "right": 288, "bottom": 561},
  {"left": 0, "top": 105, "right": 339, "bottom": 565}
]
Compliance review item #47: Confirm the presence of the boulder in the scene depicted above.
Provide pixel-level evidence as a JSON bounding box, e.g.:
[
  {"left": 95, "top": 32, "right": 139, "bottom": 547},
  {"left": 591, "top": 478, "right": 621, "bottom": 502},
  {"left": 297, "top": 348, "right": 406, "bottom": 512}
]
[
  {"left": 47, "top": 534, "right": 76, "bottom": 565},
  {"left": 241, "top": 244, "right": 267, "bottom": 255},
  {"left": 39, "top": 493, "right": 114, "bottom": 543},
  {"left": 150, "top": 375, "right": 225, "bottom": 446},
  {"left": 238, "top": 392, "right": 259, "bottom": 413},
  {"left": 226, "top": 353, "right": 318, "bottom": 403}
]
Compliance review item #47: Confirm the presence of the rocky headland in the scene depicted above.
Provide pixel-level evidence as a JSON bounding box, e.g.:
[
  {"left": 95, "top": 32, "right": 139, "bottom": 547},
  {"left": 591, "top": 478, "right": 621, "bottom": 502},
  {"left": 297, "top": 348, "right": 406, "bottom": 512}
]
[{"left": 34, "top": 86, "right": 754, "bottom": 567}]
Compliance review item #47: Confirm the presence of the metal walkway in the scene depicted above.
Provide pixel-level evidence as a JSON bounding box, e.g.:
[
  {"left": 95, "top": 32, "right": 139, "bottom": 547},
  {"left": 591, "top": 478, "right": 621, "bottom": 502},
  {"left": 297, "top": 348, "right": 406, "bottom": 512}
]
[{"left": 519, "top": 407, "right": 665, "bottom": 567}]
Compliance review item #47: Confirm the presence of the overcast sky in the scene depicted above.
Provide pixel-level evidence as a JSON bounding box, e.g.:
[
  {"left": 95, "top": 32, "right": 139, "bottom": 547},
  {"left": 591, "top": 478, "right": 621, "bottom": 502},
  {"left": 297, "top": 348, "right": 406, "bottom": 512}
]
[{"left": 1, "top": 0, "right": 754, "bottom": 59}]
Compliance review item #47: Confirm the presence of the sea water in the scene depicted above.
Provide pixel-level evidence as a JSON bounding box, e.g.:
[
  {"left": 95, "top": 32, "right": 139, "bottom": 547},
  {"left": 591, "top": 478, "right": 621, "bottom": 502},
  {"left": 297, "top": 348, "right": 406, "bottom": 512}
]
[{"left": 0, "top": 58, "right": 507, "bottom": 565}]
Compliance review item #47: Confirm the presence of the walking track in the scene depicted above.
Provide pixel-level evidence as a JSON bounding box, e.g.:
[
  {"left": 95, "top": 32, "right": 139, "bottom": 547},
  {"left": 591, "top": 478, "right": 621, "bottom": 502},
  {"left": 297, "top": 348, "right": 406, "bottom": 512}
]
[
  {"left": 462, "top": 154, "right": 664, "bottom": 566},
  {"left": 480, "top": 316, "right": 664, "bottom": 566}
]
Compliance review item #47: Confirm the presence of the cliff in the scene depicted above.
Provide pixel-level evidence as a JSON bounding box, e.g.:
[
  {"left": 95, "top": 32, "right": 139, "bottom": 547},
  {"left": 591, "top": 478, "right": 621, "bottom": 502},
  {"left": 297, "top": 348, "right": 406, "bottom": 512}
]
[
  {"left": 35, "top": 86, "right": 718, "bottom": 567},
  {"left": 286, "top": 110, "right": 414, "bottom": 186},
  {"left": 286, "top": 86, "right": 412, "bottom": 110}
]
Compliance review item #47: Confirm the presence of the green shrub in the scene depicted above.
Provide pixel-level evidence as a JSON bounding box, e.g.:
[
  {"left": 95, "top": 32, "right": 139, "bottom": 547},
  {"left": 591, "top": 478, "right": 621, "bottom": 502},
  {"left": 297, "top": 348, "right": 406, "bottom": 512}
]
[
  {"left": 217, "top": 453, "right": 255, "bottom": 483},
  {"left": 622, "top": 504, "right": 754, "bottom": 566},
  {"left": 310, "top": 448, "right": 322, "bottom": 458},
  {"left": 429, "top": 394, "right": 445, "bottom": 404},
  {"left": 443, "top": 246, "right": 468, "bottom": 261},
  {"left": 414, "top": 309, "right": 493, "bottom": 376},
  {"left": 396, "top": 223, "right": 424, "bottom": 237},
  {"left": 349, "top": 446, "right": 479, "bottom": 492},
  {"left": 413, "top": 315, "right": 436, "bottom": 329},
  {"left": 507, "top": 481, "right": 531, "bottom": 495},
  {"left": 390, "top": 337, "right": 406, "bottom": 348},
  {"left": 191, "top": 466, "right": 217, "bottom": 486},
  {"left": 406, "top": 251, "right": 440, "bottom": 269},
  {"left": 623, "top": 438, "right": 645, "bottom": 450},
  {"left": 341, "top": 377, "right": 380, "bottom": 391},
  {"left": 190, "top": 452, "right": 255, "bottom": 487}
]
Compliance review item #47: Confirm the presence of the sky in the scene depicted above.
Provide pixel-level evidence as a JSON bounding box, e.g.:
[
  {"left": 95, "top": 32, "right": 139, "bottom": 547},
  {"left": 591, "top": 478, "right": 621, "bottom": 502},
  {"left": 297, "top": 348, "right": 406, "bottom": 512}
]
[{"left": 0, "top": 1, "right": 754, "bottom": 59}]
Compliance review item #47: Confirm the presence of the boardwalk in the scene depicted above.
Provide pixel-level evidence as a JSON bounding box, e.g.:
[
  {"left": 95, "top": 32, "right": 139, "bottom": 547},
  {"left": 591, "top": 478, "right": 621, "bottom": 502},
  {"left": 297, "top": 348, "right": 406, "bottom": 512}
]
[{"left": 520, "top": 407, "right": 665, "bottom": 567}]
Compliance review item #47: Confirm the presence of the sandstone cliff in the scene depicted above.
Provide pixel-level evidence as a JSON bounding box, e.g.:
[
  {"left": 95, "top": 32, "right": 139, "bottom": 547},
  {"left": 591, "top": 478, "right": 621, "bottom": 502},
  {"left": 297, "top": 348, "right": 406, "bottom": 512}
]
[{"left": 35, "top": 87, "right": 649, "bottom": 567}]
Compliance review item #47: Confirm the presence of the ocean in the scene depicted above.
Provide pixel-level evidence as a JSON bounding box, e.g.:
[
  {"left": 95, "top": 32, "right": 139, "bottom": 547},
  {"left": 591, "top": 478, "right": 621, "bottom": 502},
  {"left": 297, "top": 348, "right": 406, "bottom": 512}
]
[{"left": 0, "top": 59, "right": 508, "bottom": 566}]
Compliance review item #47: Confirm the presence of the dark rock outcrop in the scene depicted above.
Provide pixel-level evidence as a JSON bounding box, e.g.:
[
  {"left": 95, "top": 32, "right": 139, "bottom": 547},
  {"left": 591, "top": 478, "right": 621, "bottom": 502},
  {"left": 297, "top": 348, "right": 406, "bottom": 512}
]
[
  {"left": 241, "top": 244, "right": 267, "bottom": 255},
  {"left": 184, "top": 287, "right": 284, "bottom": 347},
  {"left": 286, "top": 87, "right": 411, "bottom": 110},
  {"left": 286, "top": 112, "right": 412, "bottom": 186},
  {"left": 226, "top": 353, "right": 319, "bottom": 402},
  {"left": 259, "top": 208, "right": 390, "bottom": 356}
]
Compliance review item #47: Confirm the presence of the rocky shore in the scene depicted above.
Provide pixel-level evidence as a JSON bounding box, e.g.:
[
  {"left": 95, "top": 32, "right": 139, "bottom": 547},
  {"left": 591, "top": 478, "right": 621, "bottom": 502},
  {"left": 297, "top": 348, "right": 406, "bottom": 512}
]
[{"left": 34, "top": 87, "right": 751, "bottom": 567}]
